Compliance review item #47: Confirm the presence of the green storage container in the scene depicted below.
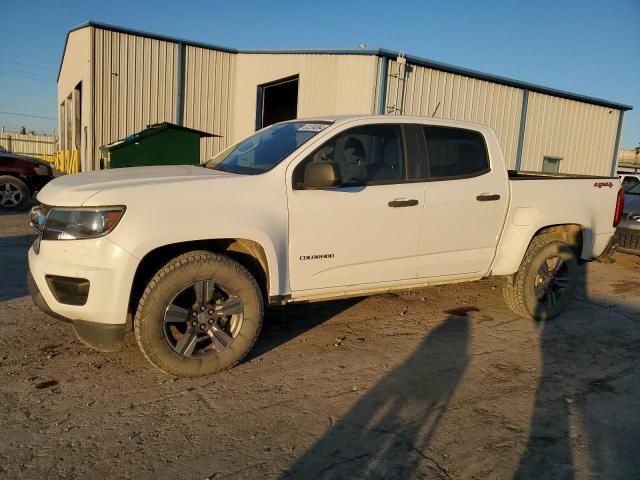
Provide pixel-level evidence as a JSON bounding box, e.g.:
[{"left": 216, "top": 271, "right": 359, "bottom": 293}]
[{"left": 99, "top": 122, "right": 217, "bottom": 169}]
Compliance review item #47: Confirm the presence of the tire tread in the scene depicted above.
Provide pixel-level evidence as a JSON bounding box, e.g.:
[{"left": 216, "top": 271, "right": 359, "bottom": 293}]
[
  {"left": 133, "top": 250, "right": 263, "bottom": 376},
  {"left": 502, "top": 235, "right": 559, "bottom": 319}
]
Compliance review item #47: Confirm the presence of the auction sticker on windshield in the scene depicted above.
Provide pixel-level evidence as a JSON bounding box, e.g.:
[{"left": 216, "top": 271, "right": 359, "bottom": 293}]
[{"left": 298, "top": 123, "right": 330, "bottom": 132}]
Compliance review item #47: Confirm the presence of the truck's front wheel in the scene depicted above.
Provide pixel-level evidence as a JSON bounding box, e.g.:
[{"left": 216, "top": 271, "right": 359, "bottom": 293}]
[
  {"left": 503, "top": 235, "right": 579, "bottom": 321},
  {"left": 134, "top": 251, "right": 263, "bottom": 377}
]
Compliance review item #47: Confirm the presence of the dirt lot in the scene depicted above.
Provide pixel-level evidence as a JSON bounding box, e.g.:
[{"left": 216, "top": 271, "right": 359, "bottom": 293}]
[{"left": 1, "top": 210, "right": 639, "bottom": 479}]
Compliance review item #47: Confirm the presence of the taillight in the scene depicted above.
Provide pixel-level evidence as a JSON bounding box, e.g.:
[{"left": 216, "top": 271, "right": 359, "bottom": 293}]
[{"left": 613, "top": 188, "right": 624, "bottom": 227}]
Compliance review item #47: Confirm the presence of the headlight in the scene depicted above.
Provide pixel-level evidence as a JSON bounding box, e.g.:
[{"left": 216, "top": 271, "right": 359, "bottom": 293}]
[
  {"left": 29, "top": 205, "right": 49, "bottom": 232},
  {"left": 629, "top": 212, "right": 640, "bottom": 223},
  {"left": 42, "top": 206, "right": 126, "bottom": 240}
]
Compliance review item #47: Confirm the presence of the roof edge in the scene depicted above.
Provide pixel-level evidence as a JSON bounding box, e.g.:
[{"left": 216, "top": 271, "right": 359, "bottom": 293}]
[
  {"left": 57, "top": 21, "right": 633, "bottom": 112},
  {"left": 375, "top": 49, "right": 632, "bottom": 111}
]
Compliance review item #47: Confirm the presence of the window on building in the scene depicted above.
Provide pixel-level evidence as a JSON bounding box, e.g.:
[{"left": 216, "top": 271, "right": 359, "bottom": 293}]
[
  {"left": 423, "top": 126, "right": 489, "bottom": 179},
  {"left": 542, "top": 156, "right": 561, "bottom": 173},
  {"left": 294, "top": 125, "right": 405, "bottom": 187}
]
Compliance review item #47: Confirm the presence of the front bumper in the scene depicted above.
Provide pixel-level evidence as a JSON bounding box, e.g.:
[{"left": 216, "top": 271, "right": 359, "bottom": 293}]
[
  {"left": 28, "top": 235, "right": 138, "bottom": 351},
  {"left": 28, "top": 271, "right": 125, "bottom": 351}
]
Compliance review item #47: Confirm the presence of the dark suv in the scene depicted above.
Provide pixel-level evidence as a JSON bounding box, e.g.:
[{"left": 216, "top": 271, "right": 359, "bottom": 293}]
[{"left": 0, "top": 151, "right": 54, "bottom": 210}]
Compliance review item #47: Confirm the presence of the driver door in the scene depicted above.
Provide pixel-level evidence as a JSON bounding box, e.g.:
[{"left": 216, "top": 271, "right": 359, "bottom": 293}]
[{"left": 287, "top": 123, "right": 423, "bottom": 293}]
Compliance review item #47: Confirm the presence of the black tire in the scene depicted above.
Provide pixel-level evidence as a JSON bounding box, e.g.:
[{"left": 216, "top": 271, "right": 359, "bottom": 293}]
[
  {"left": 134, "top": 250, "right": 263, "bottom": 377},
  {"left": 503, "top": 235, "right": 578, "bottom": 321},
  {"left": 0, "top": 175, "right": 31, "bottom": 210}
]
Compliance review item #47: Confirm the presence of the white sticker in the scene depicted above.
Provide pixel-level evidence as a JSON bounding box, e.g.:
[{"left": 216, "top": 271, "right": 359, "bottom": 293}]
[{"left": 298, "top": 123, "right": 329, "bottom": 132}]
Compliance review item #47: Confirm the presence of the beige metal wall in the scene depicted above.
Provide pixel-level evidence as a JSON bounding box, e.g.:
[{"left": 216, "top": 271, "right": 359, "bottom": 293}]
[
  {"left": 93, "top": 27, "right": 178, "bottom": 168},
  {"left": 183, "top": 46, "right": 236, "bottom": 162},
  {"left": 58, "top": 27, "right": 92, "bottom": 171},
  {"left": 61, "top": 24, "right": 623, "bottom": 175},
  {"left": 232, "top": 53, "right": 379, "bottom": 141},
  {"left": 386, "top": 59, "right": 524, "bottom": 168},
  {"left": 520, "top": 92, "right": 620, "bottom": 175}
]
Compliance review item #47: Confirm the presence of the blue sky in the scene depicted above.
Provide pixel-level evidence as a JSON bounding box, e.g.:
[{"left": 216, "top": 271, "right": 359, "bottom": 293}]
[{"left": 1, "top": 0, "right": 638, "bottom": 148}]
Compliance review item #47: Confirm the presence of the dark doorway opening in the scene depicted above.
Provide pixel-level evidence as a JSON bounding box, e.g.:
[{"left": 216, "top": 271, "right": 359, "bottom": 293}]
[{"left": 256, "top": 75, "right": 299, "bottom": 130}]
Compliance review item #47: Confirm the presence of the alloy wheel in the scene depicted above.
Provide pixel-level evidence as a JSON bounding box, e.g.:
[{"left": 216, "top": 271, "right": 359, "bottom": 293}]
[
  {"left": 163, "top": 280, "right": 244, "bottom": 358},
  {"left": 0, "top": 183, "right": 23, "bottom": 207},
  {"left": 533, "top": 256, "right": 570, "bottom": 308}
]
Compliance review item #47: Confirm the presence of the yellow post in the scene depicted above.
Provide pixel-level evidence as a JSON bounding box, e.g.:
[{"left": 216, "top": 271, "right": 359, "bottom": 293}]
[
  {"left": 55, "top": 150, "right": 63, "bottom": 171},
  {"left": 72, "top": 150, "right": 79, "bottom": 174}
]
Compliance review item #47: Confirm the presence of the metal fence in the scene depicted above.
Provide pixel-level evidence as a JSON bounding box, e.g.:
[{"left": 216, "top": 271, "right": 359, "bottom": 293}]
[{"left": 0, "top": 133, "right": 57, "bottom": 162}]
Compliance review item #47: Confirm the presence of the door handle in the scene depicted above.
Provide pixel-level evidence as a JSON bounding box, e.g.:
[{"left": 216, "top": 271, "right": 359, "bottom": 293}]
[
  {"left": 476, "top": 194, "right": 501, "bottom": 202},
  {"left": 388, "top": 199, "right": 419, "bottom": 208}
]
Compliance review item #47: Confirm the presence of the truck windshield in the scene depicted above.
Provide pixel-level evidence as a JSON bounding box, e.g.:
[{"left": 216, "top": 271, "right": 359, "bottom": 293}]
[{"left": 205, "top": 121, "right": 332, "bottom": 175}]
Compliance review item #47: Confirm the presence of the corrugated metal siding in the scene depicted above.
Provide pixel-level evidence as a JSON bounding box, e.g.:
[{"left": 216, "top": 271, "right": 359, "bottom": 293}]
[
  {"left": 520, "top": 92, "right": 620, "bottom": 176},
  {"left": 183, "top": 46, "right": 236, "bottom": 162},
  {"left": 386, "top": 60, "right": 524, "bottom": 168},
  {"left": 232, "top": 53, "right": 378, "bottom": 141},
  {"left": 0, "top": 133, "right": 56, "bottom": 156},
  {"left": 93, "top": 28, "right": 178, "bottom": 166}
]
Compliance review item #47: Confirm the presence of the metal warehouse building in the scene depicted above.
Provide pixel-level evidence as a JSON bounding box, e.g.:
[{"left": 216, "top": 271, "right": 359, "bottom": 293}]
[{"left": 58, "top": 22, "right": 632, "bottom": 175}]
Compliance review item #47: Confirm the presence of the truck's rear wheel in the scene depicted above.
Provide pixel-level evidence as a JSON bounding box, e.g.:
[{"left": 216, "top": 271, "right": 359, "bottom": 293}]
[
  {"left": 134, "top": 251, "right": 263, "bottom": 377},
  {"left": 503, "top": 235, "right": 578, "bottom": 321}
]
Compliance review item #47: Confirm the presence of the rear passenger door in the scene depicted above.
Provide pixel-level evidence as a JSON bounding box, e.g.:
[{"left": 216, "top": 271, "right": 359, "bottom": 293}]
[
  {"left": 417, "top": 125, "right": 508, "bottom": 278},
  {"left": 287, "top": 123, "right": 424, "bottom": 292}
]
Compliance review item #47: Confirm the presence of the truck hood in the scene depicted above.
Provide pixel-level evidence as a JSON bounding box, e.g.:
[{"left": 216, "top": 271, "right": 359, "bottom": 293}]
[{"left": 37, "top": 165, "right": 236, "bottom": 206}]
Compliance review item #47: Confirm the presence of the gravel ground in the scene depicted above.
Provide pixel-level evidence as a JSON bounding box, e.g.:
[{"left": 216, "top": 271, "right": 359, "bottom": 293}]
[{"left": 1, "top": 210, "right": 639, "bottom": 479}]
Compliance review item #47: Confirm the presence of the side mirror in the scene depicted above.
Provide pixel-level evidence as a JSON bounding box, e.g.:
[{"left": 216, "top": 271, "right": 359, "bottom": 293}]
[{"left": 302, "top": 162, "right": 342, "bottom": 189}]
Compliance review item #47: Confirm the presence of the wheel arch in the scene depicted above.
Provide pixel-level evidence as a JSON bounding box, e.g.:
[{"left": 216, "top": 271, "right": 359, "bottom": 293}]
[
  {"left": 531, "top": 224, "right": 584, "bottom": 257},
  {"left": 492, "top": 222, "right": 586, "bottom": 276},
  {"left": 128, "top": 238, "right": 271, "bottom": 317}
]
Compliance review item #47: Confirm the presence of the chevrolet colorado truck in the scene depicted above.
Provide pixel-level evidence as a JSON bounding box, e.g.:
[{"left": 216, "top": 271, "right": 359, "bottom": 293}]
[{"left": 28, "top": 115, "right": 623, "bottom": 377}]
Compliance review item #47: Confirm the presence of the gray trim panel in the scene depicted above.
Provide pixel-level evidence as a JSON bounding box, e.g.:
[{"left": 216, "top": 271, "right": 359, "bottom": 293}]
[
  {"left": 376, "top": 56, "right": 389, "bottom": 114},
  {"left": 175, "top": 43, "right": 186, "bottom": 126},
  {"left": 514, "top": 89, "right": 529, "bottom": 170}
]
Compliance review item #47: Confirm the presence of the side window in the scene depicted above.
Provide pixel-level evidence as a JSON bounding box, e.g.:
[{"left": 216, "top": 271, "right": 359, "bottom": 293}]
[
  {"left": 294, "top": 125, "right": 405, "bottom": 187},
  {"left": 423, "top": 126, "right": 489, "bottom": 179}
]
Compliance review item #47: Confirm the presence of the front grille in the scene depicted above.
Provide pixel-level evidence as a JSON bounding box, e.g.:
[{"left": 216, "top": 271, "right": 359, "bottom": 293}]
[{"left": 615, "top": 228, "right": 640, "bottom": 252}]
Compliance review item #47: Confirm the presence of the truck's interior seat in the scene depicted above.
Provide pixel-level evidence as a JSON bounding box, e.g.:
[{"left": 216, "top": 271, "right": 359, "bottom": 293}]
[{"left": 371, "top": 136, "right": 402, "bottom": 182}]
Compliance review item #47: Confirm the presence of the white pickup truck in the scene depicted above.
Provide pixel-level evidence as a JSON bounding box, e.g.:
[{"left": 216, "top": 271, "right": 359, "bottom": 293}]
[{"left": 28, "top": 115, "right": 624, "bottom": 377}]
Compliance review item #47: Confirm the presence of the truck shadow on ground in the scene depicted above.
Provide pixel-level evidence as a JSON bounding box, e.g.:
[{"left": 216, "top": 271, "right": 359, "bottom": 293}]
[
  {"left": 280, "top": 262, "right": 640, "bottom": 479},
  {"left": 282, "top": 313, "right": 470, "bottom": 479},
  {"left": 245, "top": 299, "right": 361, "bottom": 361},
  {"left": 0, "top": 234, "right": 36, "bottom": 301},
  {"left": 515, "top": 261, "right": 640, "bottom": 479}
]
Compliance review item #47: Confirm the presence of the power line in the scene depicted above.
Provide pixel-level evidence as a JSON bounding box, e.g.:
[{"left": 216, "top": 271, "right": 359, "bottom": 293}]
[
  {"left": 0, "top": 58, "right": 57, "bottom": 72},
  {"left": 0, "top": 71, "right": 55, "bottom": 83},
  {"left": 3, "top": 66, "right": 55, "bottom": 80},
  {"left": 0, "top": 104, "right": 56, "bottom": 114},
  {"left": 0, "top": 110, "right": 56, "bottom": 120}
]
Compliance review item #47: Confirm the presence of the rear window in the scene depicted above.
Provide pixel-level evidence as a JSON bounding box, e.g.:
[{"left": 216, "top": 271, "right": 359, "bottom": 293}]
[{"left": 423, "top": 126, "right": 489, "bottom": 179}]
